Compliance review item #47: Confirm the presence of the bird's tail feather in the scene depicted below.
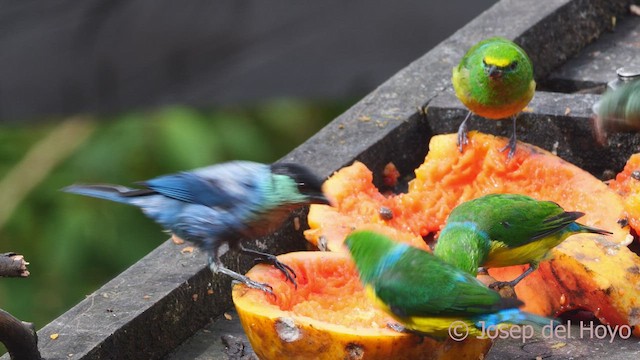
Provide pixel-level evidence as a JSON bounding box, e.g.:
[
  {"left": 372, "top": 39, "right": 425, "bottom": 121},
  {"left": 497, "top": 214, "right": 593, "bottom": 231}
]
[
  {"left": 473, "top": 309, "right": 558, "bottom": 329},
  {"left": 63, "top": 184, "right": 151, "bottom": 204}
]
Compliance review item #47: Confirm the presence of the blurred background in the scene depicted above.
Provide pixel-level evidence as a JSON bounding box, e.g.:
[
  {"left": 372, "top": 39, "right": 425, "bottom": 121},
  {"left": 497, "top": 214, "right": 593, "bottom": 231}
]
[{"left": 0, "top": 0, "right": 498, "bottom": 345}]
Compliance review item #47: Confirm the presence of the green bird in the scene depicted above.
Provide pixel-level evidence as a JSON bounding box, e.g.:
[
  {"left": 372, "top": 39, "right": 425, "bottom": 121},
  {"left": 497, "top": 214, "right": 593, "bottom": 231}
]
[
  {"left": 452, "top": 37, "right": 536, "bottom": 158},
  {"left": 433, "top": 194, "right": 612, "bottom": 288},
  {"left": 345, "top": 230, "right": 555, "bottom": 338}
]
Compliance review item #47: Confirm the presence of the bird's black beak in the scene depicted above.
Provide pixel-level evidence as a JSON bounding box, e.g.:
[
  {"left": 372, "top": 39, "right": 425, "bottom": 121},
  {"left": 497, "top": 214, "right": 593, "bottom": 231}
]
[
  {"left": 487, "top": 65, "right": 502, "bottom": 79},
  {"left": 307, "top": 192, "right": 331, "bottom": 205}
]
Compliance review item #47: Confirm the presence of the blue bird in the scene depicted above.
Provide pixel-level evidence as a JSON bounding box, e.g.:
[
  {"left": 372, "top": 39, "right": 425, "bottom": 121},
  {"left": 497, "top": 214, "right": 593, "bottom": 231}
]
[{"left": 63, "top": 161, "right": 330, "bottom": 293}]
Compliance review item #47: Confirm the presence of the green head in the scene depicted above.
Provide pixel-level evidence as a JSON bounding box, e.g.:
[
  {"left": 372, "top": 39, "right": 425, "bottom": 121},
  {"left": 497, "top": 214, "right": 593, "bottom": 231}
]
[
  {"left": 433, "top": 222, "right": 491, "bottom": 275},
  {"left": 477, "top": 37, "right": 533, "bottom": 83},
  {"left": 453, "top": 37, "right": 535, "bottom": 117},
  {"left": 269, "top": 163, "right": 330, "bottom": 205},
  {"left": 345, "top": 230, "right": 402, "bottom": 284}
]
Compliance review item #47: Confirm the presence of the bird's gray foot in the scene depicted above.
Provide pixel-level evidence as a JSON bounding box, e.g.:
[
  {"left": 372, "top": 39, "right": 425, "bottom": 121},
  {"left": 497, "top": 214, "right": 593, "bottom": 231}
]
[
  {"left": 230, "top": 278, "right": 274, "bottom": 295},
  {"left": 264, "top": 255, "right": 297, "bottom": 287},
  {"left": 210, "top": 259, "right": 274, "bottom": 295},
  {"left": 499, "top": 116, "right": 518, "bottom": 159},
  {"left": 457, "top": 112, "right": 472, "bottom": 152},
  {"left": 489, "top": 263, "right": 535, "bottom": 290},
  {"left": 499, "top": 135, "right": 517, "bottom": 159},
  {"left": 240, "top": 246, "right": 297, "bottom": 288}
]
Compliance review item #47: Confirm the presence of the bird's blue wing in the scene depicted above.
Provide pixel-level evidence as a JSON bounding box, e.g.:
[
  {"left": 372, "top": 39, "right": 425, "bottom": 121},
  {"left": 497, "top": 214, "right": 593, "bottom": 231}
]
[{"left": 143, "top": 172, "right": 237, "bottom": 207}]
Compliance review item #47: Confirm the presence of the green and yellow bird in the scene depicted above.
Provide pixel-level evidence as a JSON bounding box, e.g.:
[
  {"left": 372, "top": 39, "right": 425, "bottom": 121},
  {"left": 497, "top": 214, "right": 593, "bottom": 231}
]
[
  {"left": 345, "top": 230, "right": 556, "bottom": 338},
  {"left": 452, "top": 37, "right": 536, "bottom": 158},
  {"left": 433, "top": 194, "right": 612, "bottom": 288}
]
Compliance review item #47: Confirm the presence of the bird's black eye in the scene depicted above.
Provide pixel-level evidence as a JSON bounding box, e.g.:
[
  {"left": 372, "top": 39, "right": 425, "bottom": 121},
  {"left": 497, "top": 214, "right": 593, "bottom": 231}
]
[{"left": 507, "top": 61, "right": 518, "bottom": 71}]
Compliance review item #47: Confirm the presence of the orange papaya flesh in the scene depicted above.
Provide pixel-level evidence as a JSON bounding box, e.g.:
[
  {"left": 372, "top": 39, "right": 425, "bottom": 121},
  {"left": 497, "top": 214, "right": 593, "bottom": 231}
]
[
  {"left": 400, "top": 132, "right": 628, "bottom": 238},
  {"left": 305, "top": 132, "right": 640, "bottom": 337},
  {"left": 232, "top": 251, "right": 493, "bottom": 360},
  {"left": 305, "top": 161, "right": 427, "bottom": 253}
]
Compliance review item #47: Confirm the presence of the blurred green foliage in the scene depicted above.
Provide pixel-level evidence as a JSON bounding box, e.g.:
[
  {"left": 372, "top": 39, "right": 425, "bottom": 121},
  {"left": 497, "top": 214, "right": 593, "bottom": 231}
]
[{"left": 0, "top": 99, "right": 349, "bottom": 334}]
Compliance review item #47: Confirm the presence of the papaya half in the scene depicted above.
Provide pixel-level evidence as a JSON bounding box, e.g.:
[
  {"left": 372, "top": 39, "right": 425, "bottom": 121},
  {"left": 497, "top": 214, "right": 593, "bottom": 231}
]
[{"left": 232, "top": 251, "right": 492, "bottom": 360}]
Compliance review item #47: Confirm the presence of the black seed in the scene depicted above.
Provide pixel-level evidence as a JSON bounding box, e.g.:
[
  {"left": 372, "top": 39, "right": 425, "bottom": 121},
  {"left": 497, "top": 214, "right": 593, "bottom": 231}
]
[
  {"left": 617, "top": 218, "right": 629, "bottom": 228},
  {"left": 379, "top": 206, "right": 394, "bottom": 220}
]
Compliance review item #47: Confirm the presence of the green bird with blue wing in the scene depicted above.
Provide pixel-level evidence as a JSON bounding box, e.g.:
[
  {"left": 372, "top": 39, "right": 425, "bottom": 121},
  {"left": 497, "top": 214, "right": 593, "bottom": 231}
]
[
  {"left": 345, "top": 230, "right": 556, "bottom": 338},
  {"left": 433, "top": 194, "right": 612, "bottom": 289}
]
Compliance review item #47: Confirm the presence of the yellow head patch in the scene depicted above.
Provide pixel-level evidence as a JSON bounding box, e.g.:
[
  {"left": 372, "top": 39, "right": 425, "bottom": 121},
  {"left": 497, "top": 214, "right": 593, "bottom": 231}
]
[{"left": 484, "top": 56, "right": 511, "bottom": 68}]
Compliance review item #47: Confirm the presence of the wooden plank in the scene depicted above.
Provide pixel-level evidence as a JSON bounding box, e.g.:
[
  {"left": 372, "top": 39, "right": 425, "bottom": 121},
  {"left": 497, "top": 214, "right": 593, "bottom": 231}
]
[
  {"left": 543, "top": 14, "right": 640, "bottom": 92},
  {"left": 34, "top": 240, "right": 218, "bottom": 359},
  {"left": 166, "top": 310, "right": 250, "bottom": 360},
  {"left": 4, "top": 0, "right": 636, "bottom": 358}
]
